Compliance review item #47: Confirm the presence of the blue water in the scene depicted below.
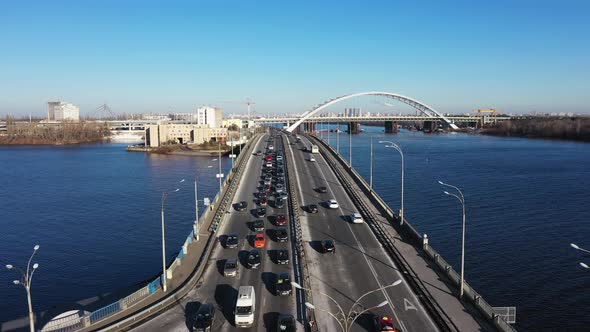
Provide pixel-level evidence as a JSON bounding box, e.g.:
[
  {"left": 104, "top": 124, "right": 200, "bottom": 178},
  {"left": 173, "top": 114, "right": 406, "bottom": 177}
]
[
  {"left": 0, "top": 143, "right": 231, "bottom": 324},
  {"left": 1, "top": 134, "right": 589, "bottom": 331},
  {"left": 320, "top": 126, "right": 590, "bottom": 331}
]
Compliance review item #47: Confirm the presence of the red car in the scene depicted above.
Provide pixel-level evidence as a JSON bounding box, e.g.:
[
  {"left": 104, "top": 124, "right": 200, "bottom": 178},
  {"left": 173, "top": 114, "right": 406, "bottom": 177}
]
[
  {"left": 266, "top": 155, "right": 273, "bottom": 161},
  {"left": 254, "top": 233, "right": 265, "bottom": 248},
  {"left": 373, "top": 315, "right": 398, "bottom": 331},
  {"left": 275, "top": 214, "right": 287, "bottom": 226}
]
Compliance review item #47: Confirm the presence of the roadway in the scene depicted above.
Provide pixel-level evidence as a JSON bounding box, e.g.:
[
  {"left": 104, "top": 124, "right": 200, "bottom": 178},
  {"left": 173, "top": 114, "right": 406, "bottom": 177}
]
[
  {"left": 130, "top": 130, "right": 300, "bottom": 331},
  {"left": 287, "top": 134, "right": 438, "bottom": 332}
]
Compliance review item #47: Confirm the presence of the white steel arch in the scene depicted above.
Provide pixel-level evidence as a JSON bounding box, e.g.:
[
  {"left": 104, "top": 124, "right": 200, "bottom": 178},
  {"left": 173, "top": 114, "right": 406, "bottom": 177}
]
[{"left": 286, "top": 91, "right": 459, "bottom": 132}]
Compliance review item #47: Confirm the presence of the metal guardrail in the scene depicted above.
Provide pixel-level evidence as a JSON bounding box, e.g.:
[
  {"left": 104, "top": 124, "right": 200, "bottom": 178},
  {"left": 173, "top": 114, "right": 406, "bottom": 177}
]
[
  {"left": 309, "top": 134, "right": 517, "bottom": 332},
  {"left": 39, "top": 134, "right": 262, "bottom": 332},
  {"left": 282, "top": 134, "right": 317, "bottom": 332}
]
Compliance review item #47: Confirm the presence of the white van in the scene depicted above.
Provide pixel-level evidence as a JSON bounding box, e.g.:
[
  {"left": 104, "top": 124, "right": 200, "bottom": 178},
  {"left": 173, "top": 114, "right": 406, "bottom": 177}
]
[{"left": 235, "top": 286, "right": 256, "bottom": 328}]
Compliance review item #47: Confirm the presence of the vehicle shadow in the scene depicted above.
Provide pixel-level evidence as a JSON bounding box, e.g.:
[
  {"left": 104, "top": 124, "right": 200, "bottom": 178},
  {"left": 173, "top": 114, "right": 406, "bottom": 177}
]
[
  {"left": 261, "top": 272, "right": 276, "bottom": 296},
  {"left": 354, "top": 311, "right": 375, "bottom": 331},
  {"left": 214, "top": 284, "right": 237, "bottom": 326},
  {"left": 308, "top": 240, "right": 324, "bottom": 254},
  {"left": 263, "top": 311, "right": 280, "bottom": 332},
  {"left": 219, "top": 235, "right": 228, "bottom": 248},
  {"left": 267, "top": 249, "right": 278, "bottom": 264},
  {"left": 339, "top": 215, "right": 350, "bottom": 223},
  {"left": 216, "top": 259, "right": 226, "bottom": 277},
  {"left": 184, "top": 301, "right": 201, "bottom": 332},
  {"left": 246, "top": 221, "right": 256, "bottom": 232},
  {"left": 238, "top": 250, "right": 250, "bottom": 268},
  {"left": 265, "top": 229, "right": 276, "bottom": 242}
]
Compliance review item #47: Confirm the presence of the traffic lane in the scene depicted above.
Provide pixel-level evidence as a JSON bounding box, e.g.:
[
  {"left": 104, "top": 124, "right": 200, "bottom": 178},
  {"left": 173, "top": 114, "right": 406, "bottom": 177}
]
[
  {"left": 130, "top": 134, "right": 269, "bottom": 332},
  {"left": 312, "top": 151, "right": 438, "bottom": 331},
  {"left": 291, "top": 139, "right": 434, "bottom": 331}
]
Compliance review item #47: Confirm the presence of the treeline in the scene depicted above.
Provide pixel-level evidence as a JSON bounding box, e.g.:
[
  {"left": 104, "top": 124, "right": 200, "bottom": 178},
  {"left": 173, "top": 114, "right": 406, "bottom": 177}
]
[
  {"left": 482, "top": 117, "right": 590, "bottom": 142},
  {"left": 0, "top": 121, "right": 110, "bottom": 145}
]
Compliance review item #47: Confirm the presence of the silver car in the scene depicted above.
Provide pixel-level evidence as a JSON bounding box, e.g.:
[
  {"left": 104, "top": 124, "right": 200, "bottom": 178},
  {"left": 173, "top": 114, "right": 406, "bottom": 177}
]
[{"left": 223, "top": 258, "right": 238, "bottom": 277}]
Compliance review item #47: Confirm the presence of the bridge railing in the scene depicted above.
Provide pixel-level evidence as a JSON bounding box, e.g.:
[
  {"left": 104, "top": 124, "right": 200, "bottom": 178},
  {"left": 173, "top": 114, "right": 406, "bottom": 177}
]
[
  {"left": 309, "top": 134, "right": 517, "bottom": 332},
  {"left": 40, "top": 134, "right": 262, "bottom": 332}
]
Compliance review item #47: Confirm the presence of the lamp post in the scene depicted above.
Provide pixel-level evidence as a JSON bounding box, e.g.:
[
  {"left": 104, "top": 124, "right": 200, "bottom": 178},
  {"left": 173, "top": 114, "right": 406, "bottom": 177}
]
[
  {"left": 337, "top": 124, "right": 340, "bottom": 154},
  {"left": 379, "top": 141, "right": 404, "bottom": 226},
  {"left": 349, "top": 125, "right": 352, "bottom": 167},
  {"left": 218, "top": 141, "right": 223, "bottom": 192},
  {"left": 570, "top": 243, "right": 590, "bottom": 270},
  {"left": 327, "top": 122, "right": 331, "bottom": 145},
  {"left": 293, "top": 280, "right": 401, "bottom": 332},
  {"left": 370, "top": 136, "right": 373, "bottom": 192},
  {"left": 161, "top": 184, "right": 181, "bottom": 292},
  {"left": 6, "top": 245, "right": 40, "bottom": 332},
  {"left": 194, "top": 176, "right": 200, "bottom": 241},
  {"left": 438, "top": 180, "right": 466, "bottom": 299}
]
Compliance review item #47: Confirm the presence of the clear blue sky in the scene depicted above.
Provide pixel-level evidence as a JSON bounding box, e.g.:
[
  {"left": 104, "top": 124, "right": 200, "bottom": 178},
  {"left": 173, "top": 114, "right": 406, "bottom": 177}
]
[{"left": 0, "top": 0, "right": 588, "bottom": 116}]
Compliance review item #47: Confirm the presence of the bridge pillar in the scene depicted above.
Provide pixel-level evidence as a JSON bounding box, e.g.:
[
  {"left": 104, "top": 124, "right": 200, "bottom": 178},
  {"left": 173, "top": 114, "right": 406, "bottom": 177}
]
[
  {"left": 303, "top": 122, "right": 316, "bottom": 133},
  {"left": 385, "top": 121, "right": 398, "bottom": 134},
  {"left": 347, "top": 122, "right": 360, "bottom": 134},
  {"left": 423, "top": 120, "right": 439, "bottom": 133}
]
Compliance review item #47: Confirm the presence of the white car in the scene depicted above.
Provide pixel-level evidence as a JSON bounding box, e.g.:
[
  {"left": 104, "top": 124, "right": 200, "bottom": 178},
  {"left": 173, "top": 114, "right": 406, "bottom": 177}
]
[
  {"left": 309, "top": 156, "right": 316, "bottom": 162},
  {"left": 327, "top": 199, "right": 339, "bottom": 209},
  {"left": 350, "top": 212, "right": 364, "bottom": 224}
]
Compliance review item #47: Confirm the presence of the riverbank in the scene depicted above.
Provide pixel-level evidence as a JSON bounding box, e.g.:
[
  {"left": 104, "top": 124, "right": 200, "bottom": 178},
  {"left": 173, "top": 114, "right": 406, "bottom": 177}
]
[
  {"left": 127, "top": 143, "right": 233, "bottom": 156},
  {"left": 0, "top": 122, "right": 110, "bottom": 145},
  {"left": 480, "top": 117, "right": 590, "bottom": 142}
]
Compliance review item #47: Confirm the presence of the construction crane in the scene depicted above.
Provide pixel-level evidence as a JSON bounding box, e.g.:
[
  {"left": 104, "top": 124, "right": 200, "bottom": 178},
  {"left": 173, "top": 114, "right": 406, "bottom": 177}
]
[{"left": 216, "top": 99, "right": 256, "bottom": 123}]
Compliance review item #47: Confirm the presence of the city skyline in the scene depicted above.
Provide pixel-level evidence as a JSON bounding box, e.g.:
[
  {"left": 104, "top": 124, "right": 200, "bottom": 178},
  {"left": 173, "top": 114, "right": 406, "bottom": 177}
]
[{"left": 1, "top": 0, "right": 589, "bottom": 116}]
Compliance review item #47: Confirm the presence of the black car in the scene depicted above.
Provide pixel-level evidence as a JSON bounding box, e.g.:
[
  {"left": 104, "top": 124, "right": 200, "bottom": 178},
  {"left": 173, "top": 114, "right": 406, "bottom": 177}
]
[
  {"left": 275, "top": 199, "right": 285, "bottom": 209},
  {"left": 225, "top": 234, "right": 238, "bottom": 249},
  {"left": 276, "top": 249, "right": 289, "bottom": 265},
  {"left": 258, "top": 191, "right": 267, "bottom": 199},
  {"left": 277, "top": 314, "right": 296, "bottom": 332},
  {"left": 275, "top": 272, "right": 292, "bottom": 296},
  {"left": 193, "top": 303, "right": 215, "bottom": 332},
  {"left": 235, "top": 201, "right": 248, "bottom": 212},
  {"left": 321, "top": 239, "right": 335, "bottom": 253},
  {"left": 275, "top": 227, "right": 288, "bottom": 243},
  {"left": 253, "top": 219, "right": 265, "bottom": 232},
  {"left": 317, "top": 186, "right": 328, "bottom": 193},
  {"left": 247, "top": 249, "right": 261, "bottom": 269},
  {"left": 256, "top": 207, "right": 266, "bottom": 217},
  {"left": 308, "top": 204, "right": 318, "bottom": 213}
]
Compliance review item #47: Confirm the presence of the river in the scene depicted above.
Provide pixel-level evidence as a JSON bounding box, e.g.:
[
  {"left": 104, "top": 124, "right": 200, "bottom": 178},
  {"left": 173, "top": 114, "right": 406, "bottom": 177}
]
[{"left": 1, "top": 132, "right": 589, "bottom": 331}]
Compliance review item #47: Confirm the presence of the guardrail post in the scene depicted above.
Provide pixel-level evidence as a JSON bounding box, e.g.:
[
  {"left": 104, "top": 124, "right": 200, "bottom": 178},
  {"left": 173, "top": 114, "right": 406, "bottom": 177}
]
[
  {"left": 119, "top": 298, "right": 128, "bottom": 310},
  {"left": 82, "top": 314, "right": 91, "bottom": 327},
  {"left": 423, "top": 233, "right": 429, "bottom": 250}
]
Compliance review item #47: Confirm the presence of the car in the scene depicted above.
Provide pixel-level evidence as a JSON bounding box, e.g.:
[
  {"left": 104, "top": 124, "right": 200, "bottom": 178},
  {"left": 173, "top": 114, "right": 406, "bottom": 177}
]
[
  {"left": 373, "top": 315, "right": 398, "bottom": 331},
  {"left": 275, "top": 272, "right": 292, "bottom": 296},
  {"left": 259, "top": 198, "right": 268, "bottom": 206},
  {"left": 254, "top": 233, "right": 266, "bottom": 248},
  {"left": 256, "top": 150, "right": 262, "bottom": 156},
  {"left": 224, "top": 258, "right": 238, "bottom": 277},
  {"left": 275, "top": 227, "right": 288, "bottom": 242},
  {"left": 264, "top": 177, "right": 272, "bottom": 185},
  {"left": 321, "top": 239, "right": 335, "bottom": 253},
  {"left": 235, "top": 201, "right": 248, "bottom": 212},
  {"left": 276, "top": 314, "right": 296, "bottom": 332},
  {"left": 256, "top": 207, "right": 266, "bottom": 218},
  {"left": 327, "top": 199, "right": 339, "bottom": 209},
  {"left": 258, "top": 191, "right": 267, "bottom": 199},
  {"left": 276, "top": 249, "right": 289, "bottom": 265},
  {"left": 276, "top": 192, "right": 288, "bottom": 201},
  {"left": 275, "top": 214, "right": 287, "bottom": 226},
  {"left": 193, "top": 303, "right": 215, "bottom": 332},
  {"left": 308, "top": 204, "right": 318, "bottom": 213},
  {"left": 275, "top": 184, "right": 284, "bottom": 193},
  {"left": 225, "top": 234, "right": 238, "bottom": 249},
  {"left": 275, "top": 199, "right": 285, "bottom": 209},
  {"left": 276, "top": 155, "right": 283, "bottom": 161},
  {"left": 317, "top": 186, "right": 328, "bottom": 193},
  {"left": 247, "top": 249, "right": 261, "bottom": 269},
  {"left": 253, "top": 219, "right": 265, "bottom": 232},
  {"left": 266, "top": 155, "right": 273, "bottom": 161},
  {"left": 309, "top": 156, "right": 316, "bottom": 162},
  {"left": 264, "top": 184, "right": 272, "bottom": 192},
  {"left": 268, "top": 145, "right": 274, "bottom": 150},
  {"left": 350, "top": 212, "right": 364, "bottom": 224}
]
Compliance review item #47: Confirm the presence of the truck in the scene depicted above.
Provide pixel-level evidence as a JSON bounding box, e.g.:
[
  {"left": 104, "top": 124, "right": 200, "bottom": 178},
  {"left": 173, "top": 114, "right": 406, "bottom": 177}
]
[
  {"left": 311, "top": 145, "right": 319, "bottom": 153},
  {"left": 235, "top": 286, "right": 256, "bottom": 328}
]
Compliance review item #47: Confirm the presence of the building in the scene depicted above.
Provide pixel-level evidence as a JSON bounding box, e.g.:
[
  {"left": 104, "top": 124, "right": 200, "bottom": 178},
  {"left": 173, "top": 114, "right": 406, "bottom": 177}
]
[
  {"left": 145, "top": 123, "right": 228, "bottom": 147},
  {"left": 222, "top": 118, "right": 243, "bottom": 129},
  {"left": 197, "top": 106, "right": 223, "bottom": 128},
  {"left": 47, "top": 101, "right": 80, "bottom": 122}
]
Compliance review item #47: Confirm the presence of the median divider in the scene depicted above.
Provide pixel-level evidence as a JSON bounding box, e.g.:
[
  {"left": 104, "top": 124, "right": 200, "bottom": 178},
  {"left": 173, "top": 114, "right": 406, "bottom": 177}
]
[
  {"left": 309, "top": 134, "right": 517, "bottom": 332},
  {"left": 40, "top": 133, "right": 262, "bottom": 332}
]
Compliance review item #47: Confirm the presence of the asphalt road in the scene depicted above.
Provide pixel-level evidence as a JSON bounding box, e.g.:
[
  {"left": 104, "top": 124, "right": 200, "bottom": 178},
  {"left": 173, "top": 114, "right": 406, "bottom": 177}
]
[
  {"left": 287, "top": 134, "right": 438, "bottom": 332},
  {"left": 130, "top": 131, "right": 300, "bottom": 331}
]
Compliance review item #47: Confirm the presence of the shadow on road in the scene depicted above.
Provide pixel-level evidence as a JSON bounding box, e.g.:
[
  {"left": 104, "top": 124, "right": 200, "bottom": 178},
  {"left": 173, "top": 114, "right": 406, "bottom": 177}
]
[
  {"left": 263, "top": 311, "right": 280, "bottom": 332},
  {"left": 261, "top": 272, "right": 276, "bottom": 296},
  {"left": 184, "top": 301, "right": 201, "bottom": 332},
  {"left": 214, "top": 284, "right": 237, "bottom": 326}
]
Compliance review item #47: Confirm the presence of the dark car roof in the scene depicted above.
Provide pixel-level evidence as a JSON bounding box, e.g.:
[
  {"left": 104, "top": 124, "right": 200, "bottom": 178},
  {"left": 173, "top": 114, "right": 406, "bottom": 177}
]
[
  {"left": 324, "top": 239, "right": 334, "bottom": 245},
  {"left": 195, "top": 303, "right": 214, "bottom": 318}
]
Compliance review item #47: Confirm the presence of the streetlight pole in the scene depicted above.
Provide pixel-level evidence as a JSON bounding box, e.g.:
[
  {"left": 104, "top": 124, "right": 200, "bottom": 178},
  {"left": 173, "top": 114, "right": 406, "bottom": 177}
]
[
  {"left": 571, "top": 243, "right": 590, "bottom": 254},
  {"left": 349, "top": 124, "right": 352, "bottom": 168},
  {"left": 370, "top": 136, "right": 373, "bottom": 192},
  {"left": 194, "top": 176, "right": 200, "bottom": 241},
  {"left": 327, "top": 122, "right": 330, "bottom": 145},
  {"left": 218, "top": 140, "right": 222, "bottom": 192},
  {"left": 379, "top": 141, "right": 404, "bottom": 226},
  {"left": 161, "top": 186, "right": 181, "bottom": 292},
  {"left": 336, "top": 124, "right": 340, "bottom": 154},
  {"left": 438, "top": 180, "right": 466, "bottom": 299},
  {"left": 6, "top": 245, "right": 40, "bottom": 332},
  {"left": 230, "top": 137, "right": 235, "bottom": 170}
]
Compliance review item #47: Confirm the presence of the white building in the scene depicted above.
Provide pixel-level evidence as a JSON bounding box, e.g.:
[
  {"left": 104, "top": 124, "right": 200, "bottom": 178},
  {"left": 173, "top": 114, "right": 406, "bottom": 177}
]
[
  {"left": 197, "top": 106, "right": 223, "bottom": 128},
  {"left": 48, "top": 101, "right": 80, "bottom": 122}
]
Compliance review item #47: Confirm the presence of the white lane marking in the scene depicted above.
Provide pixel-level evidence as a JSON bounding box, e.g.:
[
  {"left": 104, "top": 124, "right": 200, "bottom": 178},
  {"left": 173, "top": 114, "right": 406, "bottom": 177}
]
[{"left": 404, "top": 298, "right": 417, "bottom": 311}]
